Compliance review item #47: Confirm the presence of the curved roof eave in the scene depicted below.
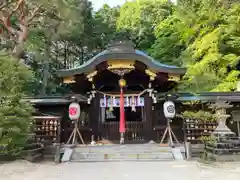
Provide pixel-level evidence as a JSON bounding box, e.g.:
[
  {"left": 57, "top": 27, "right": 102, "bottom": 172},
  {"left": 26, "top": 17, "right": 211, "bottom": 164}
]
[{"left": 57, "top": 50, "right": 186, "bottom": 77}]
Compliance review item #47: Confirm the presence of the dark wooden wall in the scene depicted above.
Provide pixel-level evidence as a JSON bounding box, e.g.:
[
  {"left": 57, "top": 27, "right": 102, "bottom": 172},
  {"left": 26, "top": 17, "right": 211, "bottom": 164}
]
[
  {"left": 89, "top": 93, "right": 101, "bottom": 141},
  {"left": 144, "top": 93, "right": 154, "bottom": 141}
]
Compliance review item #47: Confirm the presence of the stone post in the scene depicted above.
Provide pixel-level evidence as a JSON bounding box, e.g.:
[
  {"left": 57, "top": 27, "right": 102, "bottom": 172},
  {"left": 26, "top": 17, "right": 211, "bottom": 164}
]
[
  {"left": 231, "top": 110, "right": 240, "bottom": 138},
  {"left": 237, "top": 81, "right": 240, "bottom": 91}
]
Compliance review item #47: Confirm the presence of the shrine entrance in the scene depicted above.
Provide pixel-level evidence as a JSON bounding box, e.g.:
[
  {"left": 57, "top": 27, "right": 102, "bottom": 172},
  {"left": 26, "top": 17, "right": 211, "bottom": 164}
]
[
  {"left": 100, "top": 96, "right": 145, "bottom": 142},
  {"left": 103, "top": 107, "right": 143, "bottom": 122},
  {"left": 57, "top": 41, "right": 186, "bottom": 144},
  {"left": 101, "top": 107, "right": 145, "bottom": 143}
]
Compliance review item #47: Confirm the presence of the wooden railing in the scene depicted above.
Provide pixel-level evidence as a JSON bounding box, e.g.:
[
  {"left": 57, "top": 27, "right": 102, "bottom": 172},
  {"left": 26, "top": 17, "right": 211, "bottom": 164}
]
[{"left": 100, "top": 121, "right": 146, "bottom": 142}]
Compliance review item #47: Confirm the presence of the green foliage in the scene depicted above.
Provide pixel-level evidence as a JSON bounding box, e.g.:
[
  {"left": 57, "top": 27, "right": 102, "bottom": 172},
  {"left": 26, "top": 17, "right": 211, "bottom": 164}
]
[
  {"left": 117, "top": 0, "right": 172, "bottom": 50},
  {"left": 148, "top": 0, "right": 240, "bottom": 92},
  {"left": 199, "top": 135, "right": 217, "bottom": 144},
  {"left": 149, "top": 16, "right": 185, "bottom": 66},
  {"left": 182, "top": 110, "right": 216, "bottom": 122},
  {"left": 24, "top": 0, "right": 96, "bottom": 95},
  {"left": 175, "top": 1, "right": 240, "bottom": 92},
  {"left": 0, "top": 54, "right": 34, "bottom": 157},
  {"left": 93, "top": 4, "right": 120, "bottom": 49},
  {"left": 5, "top": 0, "right": 238, "bottom": 95}
]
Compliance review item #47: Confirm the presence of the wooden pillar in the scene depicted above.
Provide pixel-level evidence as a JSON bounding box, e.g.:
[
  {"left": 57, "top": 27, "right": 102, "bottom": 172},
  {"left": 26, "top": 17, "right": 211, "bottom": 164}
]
[
  {"left": 89, "top": 92, "right": 100, "bottom": 141},
  {"left": 144, "top": 93, "right": 154, "bottom": 141},
  {"left": 185, "top": 142, "right": 192, "bottom": 160}
]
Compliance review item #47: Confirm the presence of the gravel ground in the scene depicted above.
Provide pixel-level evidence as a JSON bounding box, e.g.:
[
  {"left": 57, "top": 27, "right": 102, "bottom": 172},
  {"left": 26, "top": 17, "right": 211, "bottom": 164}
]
[{"left": 0, "top": 160, "right": 240, "bottom": 180}]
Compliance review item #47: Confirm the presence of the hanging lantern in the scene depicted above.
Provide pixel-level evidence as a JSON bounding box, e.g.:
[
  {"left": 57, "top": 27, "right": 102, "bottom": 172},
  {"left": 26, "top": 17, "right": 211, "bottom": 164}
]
[{"left": 119, "top": 78, "right": 126, "bottom": 88}]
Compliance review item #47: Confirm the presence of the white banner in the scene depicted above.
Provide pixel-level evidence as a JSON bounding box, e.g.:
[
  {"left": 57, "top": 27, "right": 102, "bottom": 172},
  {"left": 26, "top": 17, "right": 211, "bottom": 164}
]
[{"left": 100, "top": 97, "right": 144, "bottom": 107}]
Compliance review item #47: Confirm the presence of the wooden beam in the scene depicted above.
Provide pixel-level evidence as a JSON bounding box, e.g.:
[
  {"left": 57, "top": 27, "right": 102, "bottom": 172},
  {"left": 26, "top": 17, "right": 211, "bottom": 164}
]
[
  {"left": 63, "top": 76, "right": 75, "bottom": 84},
  {"left": 86, "top": 70, "right": 98, "bottom": 82},
  {"left": 145, "top": 69, "right": 157, "bottom": 81},
  {"left": 168, "top": 75, "right": 180, "bottom": 82}
]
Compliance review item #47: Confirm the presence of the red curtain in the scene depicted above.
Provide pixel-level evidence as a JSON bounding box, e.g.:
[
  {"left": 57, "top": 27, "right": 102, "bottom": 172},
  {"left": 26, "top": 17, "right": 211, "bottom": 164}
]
[{"left": 119, "top": 88, "right": 125, "bottom": 133}]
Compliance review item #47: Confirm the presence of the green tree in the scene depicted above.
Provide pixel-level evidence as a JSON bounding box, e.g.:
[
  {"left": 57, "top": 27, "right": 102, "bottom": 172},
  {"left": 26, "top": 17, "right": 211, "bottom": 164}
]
[
  {"left": 25, "top": 0, "right": 94, "bottom": 95},
  {"left": 0, "top": 0, "right": 43, "bottom": 59},
  {"left": 93, "top": 4, "right": 120, "bottom": 50},
  {"left": 117, "top": 0, "right": 173, "bottom": 50},
  {"left": 148, "top": 0, "right": 240, "bottom": 92},
  {"left": 149, "top": 15, "right": 185, "bottom": 66},
  {"left": 0, "top": 53, "right": 34, "bottom": 157},
  {"left": 176, "top": 0, "right": 240, "bottom": 92}
]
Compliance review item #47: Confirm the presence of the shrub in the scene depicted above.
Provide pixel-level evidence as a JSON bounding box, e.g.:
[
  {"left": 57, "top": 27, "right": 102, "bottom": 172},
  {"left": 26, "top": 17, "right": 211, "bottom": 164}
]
[{"left": 0, "top": 53, "right": 34, "bottom": 157}]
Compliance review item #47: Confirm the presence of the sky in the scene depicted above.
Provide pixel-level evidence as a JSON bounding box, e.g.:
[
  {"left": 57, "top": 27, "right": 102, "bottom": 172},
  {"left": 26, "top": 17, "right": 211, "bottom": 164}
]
[{"left": 90, "top": 0, "right": 126, "bottom": 10}]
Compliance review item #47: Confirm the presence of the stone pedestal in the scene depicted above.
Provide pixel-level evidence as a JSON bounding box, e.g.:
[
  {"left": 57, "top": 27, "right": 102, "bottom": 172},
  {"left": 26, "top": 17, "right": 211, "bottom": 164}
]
[
  {"left": 210, "top": 101, "right": 234, "bottom": 137},
  {"left": 205, "top": 101, "right": 240, "bottom": 162}
]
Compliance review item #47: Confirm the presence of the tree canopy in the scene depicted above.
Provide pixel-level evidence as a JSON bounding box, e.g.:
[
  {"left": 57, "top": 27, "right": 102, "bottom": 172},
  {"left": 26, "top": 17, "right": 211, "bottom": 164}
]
[{"left": 0, "top": 0, "right": 239, "bottom": 95}]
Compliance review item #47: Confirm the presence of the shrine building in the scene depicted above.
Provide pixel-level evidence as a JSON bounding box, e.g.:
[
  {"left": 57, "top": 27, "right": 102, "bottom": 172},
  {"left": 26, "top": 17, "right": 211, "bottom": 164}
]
[
  {"left": 22, "top": 41, "right": 240, "bottom": 163},
  {"left": 55, "top": 41, "right": 186, "bottom": 143}
]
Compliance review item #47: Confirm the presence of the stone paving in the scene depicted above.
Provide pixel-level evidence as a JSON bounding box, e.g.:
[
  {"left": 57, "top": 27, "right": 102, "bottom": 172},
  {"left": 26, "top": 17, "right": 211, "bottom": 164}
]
[{"left": 0, "top": 160, "right": 240, "bottom": 180}]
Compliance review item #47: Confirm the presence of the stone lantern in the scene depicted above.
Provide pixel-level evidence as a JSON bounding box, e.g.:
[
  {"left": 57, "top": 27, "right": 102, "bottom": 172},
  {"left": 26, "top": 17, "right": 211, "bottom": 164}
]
[
  {"left": 231, "top": 110, "right": 240, "bottom": 138},
  {"left": 210, "top": 101, "right": 235, "bottom": 137}
]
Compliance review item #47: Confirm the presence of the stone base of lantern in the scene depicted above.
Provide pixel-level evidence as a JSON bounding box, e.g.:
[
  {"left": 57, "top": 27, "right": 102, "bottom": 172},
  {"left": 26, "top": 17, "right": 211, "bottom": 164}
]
[
  {"left": 205, "top": 134, "right": 240, "bottom": 161},
  {"left": 205, "top": 152, "right": 240, "bottom": 162},
  {"left": 205, "top": 101, "right": 240, "bottom": 161},
  {"left": 212, "top": 127, "right": 235, "bottom": 137}
]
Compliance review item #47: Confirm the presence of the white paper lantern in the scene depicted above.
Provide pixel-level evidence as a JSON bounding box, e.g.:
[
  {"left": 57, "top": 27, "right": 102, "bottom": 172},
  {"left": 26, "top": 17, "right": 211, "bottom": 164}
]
[{"left": 163, "top": 100, "right": 176, "bottom": 119}]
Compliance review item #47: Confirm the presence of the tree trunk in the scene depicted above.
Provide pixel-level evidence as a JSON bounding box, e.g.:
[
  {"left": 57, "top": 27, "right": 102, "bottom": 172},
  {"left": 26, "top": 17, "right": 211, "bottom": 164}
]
[{"left": 41, "top": 39, "right": 50, "bottom": 96}]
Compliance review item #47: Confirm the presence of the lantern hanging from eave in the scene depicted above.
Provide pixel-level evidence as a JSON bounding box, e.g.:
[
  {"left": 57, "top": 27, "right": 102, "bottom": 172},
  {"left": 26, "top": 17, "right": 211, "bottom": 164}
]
[{"left": 119, "top": 78, "right": 126, "bottom": 88}]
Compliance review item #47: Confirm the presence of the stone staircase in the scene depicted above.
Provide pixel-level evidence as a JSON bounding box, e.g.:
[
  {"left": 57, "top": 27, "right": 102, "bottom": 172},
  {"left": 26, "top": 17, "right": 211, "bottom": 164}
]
[{"left": 66, "top": 144, "right": 183, "bottom": 162}]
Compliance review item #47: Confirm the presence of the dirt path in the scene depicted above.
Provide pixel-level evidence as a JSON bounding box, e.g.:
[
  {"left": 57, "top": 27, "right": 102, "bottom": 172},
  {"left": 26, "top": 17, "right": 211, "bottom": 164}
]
[{"left": 0, "top": 160, "right": 240, "bottom": 180}]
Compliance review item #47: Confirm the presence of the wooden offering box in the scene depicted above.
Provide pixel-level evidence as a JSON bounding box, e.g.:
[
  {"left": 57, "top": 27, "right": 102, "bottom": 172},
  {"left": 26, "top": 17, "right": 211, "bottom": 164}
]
[
  {"left": 33, "top": 116, "right": 61, "bottom": 144},
  {"left": 184, "top": 119, "right": 218, "bottom": 144}
]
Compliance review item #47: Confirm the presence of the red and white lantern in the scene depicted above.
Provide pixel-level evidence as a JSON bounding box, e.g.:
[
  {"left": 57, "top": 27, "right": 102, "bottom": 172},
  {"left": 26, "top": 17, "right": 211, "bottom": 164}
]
[{"left": 69, "top": 102, "right": 81, "bottom": 120}]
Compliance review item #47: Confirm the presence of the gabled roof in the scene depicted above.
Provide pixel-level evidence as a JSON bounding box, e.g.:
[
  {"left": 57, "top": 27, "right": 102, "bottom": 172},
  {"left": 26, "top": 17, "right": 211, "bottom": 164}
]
[
  {"left": 157, "top": 92, "right": 240, "bottom": 102},
  {"left": 57, "top": 41, "right": 186, "bottom": 77},
  {"left": 22, "top": 94, "right": 88, "bottom": 105}
]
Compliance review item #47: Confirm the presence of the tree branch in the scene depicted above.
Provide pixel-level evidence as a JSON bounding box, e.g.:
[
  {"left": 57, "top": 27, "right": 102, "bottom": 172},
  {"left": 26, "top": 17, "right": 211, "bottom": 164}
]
[
  {"left": 0, "top": 17, "right": 16, "bottom": 35},
  {"left": 10, "top": 0, "right": 25, "bottom": 16},
  {"left": 27, "top": 5, "right": 42, "bottom": 25},
  {"left": 0, "top": 0, "right": 25, "bottom": 35},
  {"left": 0, "top": 0, "right": 8, "bottom": 10}
]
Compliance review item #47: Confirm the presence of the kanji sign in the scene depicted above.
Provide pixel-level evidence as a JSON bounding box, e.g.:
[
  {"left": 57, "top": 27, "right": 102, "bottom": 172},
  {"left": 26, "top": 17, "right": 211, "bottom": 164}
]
[{"left": 69, "top": 102, "right": 80, "bottom": 120}]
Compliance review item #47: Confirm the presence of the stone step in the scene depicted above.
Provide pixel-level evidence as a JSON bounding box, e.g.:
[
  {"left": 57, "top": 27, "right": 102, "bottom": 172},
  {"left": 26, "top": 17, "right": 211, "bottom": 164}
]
[
  {"left": 71, "top": 152, "right": 174, "bottom": 162},
  {"left": 73, "top": 150, "right": 172, "bottom": 154},
  {"left": 69, "top": 144, "right": 175, "bottom": 162},
  {"left": 73, "top": 145, "right": 172, "bottom": 153}
]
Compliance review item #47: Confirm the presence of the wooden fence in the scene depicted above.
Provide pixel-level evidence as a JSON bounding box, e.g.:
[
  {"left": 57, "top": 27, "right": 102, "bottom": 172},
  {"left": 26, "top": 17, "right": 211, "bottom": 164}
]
[{"left": 100, "top": 122, "right": 146, "bottom": 142}]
